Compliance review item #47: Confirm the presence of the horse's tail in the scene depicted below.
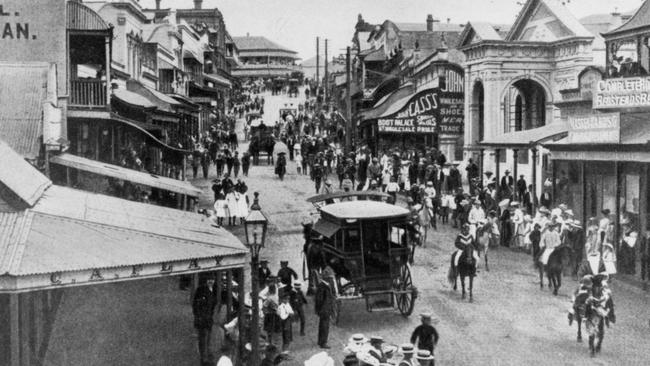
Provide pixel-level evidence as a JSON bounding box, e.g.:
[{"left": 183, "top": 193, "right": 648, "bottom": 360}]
[{"left": 447, "top": 256, "right": 456, "bottom": 284}]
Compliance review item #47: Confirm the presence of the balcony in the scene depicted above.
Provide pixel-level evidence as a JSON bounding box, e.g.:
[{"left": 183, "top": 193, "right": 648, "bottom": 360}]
[{"left": 69, "top": 79, "right": 107, "bottom": 108}]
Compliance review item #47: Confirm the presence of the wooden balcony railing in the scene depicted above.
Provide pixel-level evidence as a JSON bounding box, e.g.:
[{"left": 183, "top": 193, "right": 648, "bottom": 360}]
[{"left": 70, "top": 79, "right": 107, "bottom": 107}]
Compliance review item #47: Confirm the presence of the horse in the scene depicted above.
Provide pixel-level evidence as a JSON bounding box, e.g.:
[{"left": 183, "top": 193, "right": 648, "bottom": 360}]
[
  {"left": 302, "top": 223, "right": 327, "bottom": 295},
  {"left": 536, "top": 245, "right": 573, "bottom": 295},
  {"left": 571, "top": 274, "right": 615, "bottom": 351},
  {"left": 474, "top": 221, "right": 493, "bottom": 271},
  {"left": 447, "top": 243, "right": 477, "bottom": 301}
]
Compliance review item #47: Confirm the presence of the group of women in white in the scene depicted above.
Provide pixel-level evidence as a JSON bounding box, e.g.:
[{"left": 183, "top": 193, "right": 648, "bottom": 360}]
[{"left": 213, "top": 189, "right": 249, "bottom": 226}]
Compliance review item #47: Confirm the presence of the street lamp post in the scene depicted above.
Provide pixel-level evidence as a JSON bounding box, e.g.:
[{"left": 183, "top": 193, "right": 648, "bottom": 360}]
[{"left": 244, "top": 192, "right": 268, "bottom": 366}]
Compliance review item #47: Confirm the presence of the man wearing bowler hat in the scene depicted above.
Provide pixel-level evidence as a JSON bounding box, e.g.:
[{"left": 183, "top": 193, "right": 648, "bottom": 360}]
[
  {"left": 315, "top": 267, "right": 335, "bottom": 349},
  {"left": 290, "top": 282, "right": 308, "bottom": 336},
  {"left": 192, "top": 274, "right": 218, "bottom": 365}
]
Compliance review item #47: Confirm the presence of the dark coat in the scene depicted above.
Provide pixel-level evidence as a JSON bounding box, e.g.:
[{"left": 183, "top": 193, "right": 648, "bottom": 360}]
[
  {"left": 540, "top": 192, "right": 552, "bottom": 208},
  {"left": 314, "top": 280, "right": 335, "bottom": 318},
  {"left": 192, "top": 284, "right": 217, "bottom": 329}
]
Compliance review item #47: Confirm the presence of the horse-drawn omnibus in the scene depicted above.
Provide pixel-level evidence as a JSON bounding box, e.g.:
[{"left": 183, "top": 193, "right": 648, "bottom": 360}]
[{"left": 305, "top": 192, "right": 418, "bottom": 323}]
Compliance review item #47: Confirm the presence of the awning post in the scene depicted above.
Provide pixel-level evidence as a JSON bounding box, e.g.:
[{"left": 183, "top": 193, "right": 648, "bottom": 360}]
[
  {"left": 495, "top": 149, "right": 501, "bottom": 199},
  {"left": 513, "top": 149, "right": 518, "bottom": 200},
  {"left": 532, "top": 148, "right": 538, "bottom": 213}
]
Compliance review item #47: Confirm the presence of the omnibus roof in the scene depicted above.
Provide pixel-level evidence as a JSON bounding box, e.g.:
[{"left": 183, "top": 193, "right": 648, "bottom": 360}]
[{"left": 320, "top": 201, "right": 409, "bottom": 220}]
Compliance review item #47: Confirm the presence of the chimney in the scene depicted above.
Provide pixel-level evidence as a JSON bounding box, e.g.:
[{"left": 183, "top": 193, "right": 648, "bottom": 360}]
[
  {"left": 427, "top": 14, "right": 434, "bottom": 31},
  {"left": 194, "top": 0, "right": 202, "bottom": 10},
  {"left": 155, "top": 0, "right": 161, "bottom": 10}
]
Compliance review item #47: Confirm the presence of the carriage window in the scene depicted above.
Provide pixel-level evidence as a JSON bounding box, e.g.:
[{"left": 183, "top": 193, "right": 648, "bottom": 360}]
[
  {"left": 344, "top": 229, "right": 361, "bottom": 253},
  {"left": 390, "top": 226, "right": 407, "bottom": 247}
]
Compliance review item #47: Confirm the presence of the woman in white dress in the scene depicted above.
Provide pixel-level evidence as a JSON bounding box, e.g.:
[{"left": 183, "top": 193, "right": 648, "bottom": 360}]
[
  {"left": 226, "top": 189, "right": 239, "bottom": 226},
  {"left": 214, "top": 193, "right": 228, "bottom": 226},
  {"left": 237, "top": 191, "right": 249, "bottom": 225}
]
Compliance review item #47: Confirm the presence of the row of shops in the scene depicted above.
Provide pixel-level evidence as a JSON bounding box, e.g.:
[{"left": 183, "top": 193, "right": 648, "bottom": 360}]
[{"left": 347, "top": 0, "right": 650, "bottom": 276}]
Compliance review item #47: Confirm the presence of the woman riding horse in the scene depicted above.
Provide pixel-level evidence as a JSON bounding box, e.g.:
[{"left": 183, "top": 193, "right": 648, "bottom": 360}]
[{"left": 448, "top": 224, "right": 479, "bottom": 301}]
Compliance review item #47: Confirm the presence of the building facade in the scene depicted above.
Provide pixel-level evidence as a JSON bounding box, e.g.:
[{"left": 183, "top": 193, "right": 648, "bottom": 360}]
[{"left": 231, "top": 35, "right": 301, "bottom": 81}]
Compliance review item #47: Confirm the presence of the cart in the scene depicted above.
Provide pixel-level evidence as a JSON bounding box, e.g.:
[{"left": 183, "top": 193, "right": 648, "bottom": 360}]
[{"left": 306, "top": 192, "right": 418, "bottom": 324}]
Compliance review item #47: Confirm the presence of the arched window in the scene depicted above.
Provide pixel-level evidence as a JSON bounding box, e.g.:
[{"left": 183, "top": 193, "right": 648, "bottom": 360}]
[
  {"left": 504, "top": 79, "right": 546, "bottom": 133},
  {"left": 472, "top": 82, "right": 485, "bottom": 142}
]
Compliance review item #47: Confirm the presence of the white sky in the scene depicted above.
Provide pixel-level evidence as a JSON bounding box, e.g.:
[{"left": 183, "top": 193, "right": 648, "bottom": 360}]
[{"left": 142, "top": 0, "right": 644, "bottom": 61}]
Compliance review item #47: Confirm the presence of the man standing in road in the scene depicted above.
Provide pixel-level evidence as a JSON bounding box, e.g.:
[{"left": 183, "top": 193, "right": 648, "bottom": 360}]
[
  {"left": 192, "top": 275, "right": 218, "bottom": 366},
  {"left": 465, "top": 158, "right": 479, "bottom": 195},
  {"left": 311, "top": 163, "right": 324, "bottom": 193},
  {"left": 290, "top": 283, "right": 308, "bottom": 336},
  {"left": 277, "top": 260, "right": 298, "bottom": 288},
  {"left": 315, "top": 268, "right": 335, "bottom": 349},
  {"left": 410, "top": 313, "right": 439, "bottom": 355},
  {"left": 517, "top": 174, "right": 527, "bottom": 201}
]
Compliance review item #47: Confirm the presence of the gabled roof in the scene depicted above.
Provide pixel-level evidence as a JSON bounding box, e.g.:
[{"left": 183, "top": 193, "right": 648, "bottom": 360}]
[
  {"left": 506, "top": 0, "right": 592, "bottom": 42},
  {"left": 604, "top": 0, "right": 650, "bottom": 37},
  {"left": 458, "top": 22, "right": 510, "bottom": 48},
  {"left": 232, "top": 36, "right": 297, "bottom": 54},
  {"left": 0, "top": 63, "right": 49, "bottom": 160},
  {"left": 0, "top": 140, "right": 51, "bottom": 209}
]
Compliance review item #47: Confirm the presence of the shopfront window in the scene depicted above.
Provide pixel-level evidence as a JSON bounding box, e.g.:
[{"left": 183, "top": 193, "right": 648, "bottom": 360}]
[
  {"left": 585, "top": 162, "right": 616, "bottom": 220},
  {"left": 555, "top": 161, "right": 583, "bottom": 221}
]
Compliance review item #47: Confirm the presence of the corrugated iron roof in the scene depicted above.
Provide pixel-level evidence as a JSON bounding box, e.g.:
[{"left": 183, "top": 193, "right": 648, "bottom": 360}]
[
  {"left": 0, "top": 140, "right": 52, "bottom": 208},
  {"left": 604, "top": 0, "right": 650, "bottom": 36},
  {"left": 49, "top": 153, "right": 201, "bottom": 197},
  {"left": 12, "top": 212, "right": 244, "bottom": 276},
  {"left": 0, "top": 63, "right": 49, "bottom": 160},
  {"left": 232, "top": 36, "right": 297, "bottom": 53},
  {"left": 33, "top": 185, "right": 245, "bottom": 251},
  {"left": 0, "top": 212, "right": 32, "bottom": 275}
]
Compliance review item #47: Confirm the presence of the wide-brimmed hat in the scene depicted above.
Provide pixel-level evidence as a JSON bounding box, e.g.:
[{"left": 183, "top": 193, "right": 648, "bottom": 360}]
[
  {"left": 325, "top": 179, "right": 332, "bottom": 185},
  {"left": 370, "top": 336, "right": 384, "bottom": 343},
  {"left": 400, "top": 343, "right": 415, "bottom": 354},
  {"left": 539, "top": 207, "right": 551, "bottom": 215},
  {"left": 416, "top": 350, "right": 435, "bottom": 360},
  {"left": 356, "top": 352, "right": 380, "bottom": 366},
  {"left": 348, "top": 333, "right": 369, "bottom": 344},
  {"left": 558, "top": 203, "right": 568, "bottom": 211},
  {"left": 564, "top": 209, "right": 575, "bottom": 217},
  {"left": 569, "top": 219, "right": 582, "bottom": 228},
  {"left": 426, "top": 181, "right": 433, "bottom": 186},
  {"left": 510, "top": 201, "right": 520, "bottom": 207}
]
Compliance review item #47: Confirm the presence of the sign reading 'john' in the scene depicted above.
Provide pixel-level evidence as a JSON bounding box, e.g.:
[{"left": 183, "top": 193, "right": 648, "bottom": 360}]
[{"left": 377, "top": 88, "right": 464, "bottom": 134}]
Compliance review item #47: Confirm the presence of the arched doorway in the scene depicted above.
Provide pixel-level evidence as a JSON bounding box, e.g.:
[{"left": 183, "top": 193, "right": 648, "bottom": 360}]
[
  {"left": 504, "top": 79, "right": 547, "bottom": 132},
  {"left": 471, "top": 81, "right": 485, "bottom": 142}
]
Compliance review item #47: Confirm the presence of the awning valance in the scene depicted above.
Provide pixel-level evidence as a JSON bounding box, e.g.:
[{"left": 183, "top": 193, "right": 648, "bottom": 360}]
[
  {"left": 112, "top": 88, "right": 157, "bottom": 109},
  {"left": 359, "top": 84, "right": 415, "bottom": 122},
  {"left": 312, "top": 219, "right": 341, "bottom": 238},
  {"left": 479, "top": 122, "right": 569, "bottom": 149},
  {"left": 50, "top": 153, "right": 201, "bottom": 197},
  {"left": 204, "top": 73, "right": 232, "bottom": 88}
]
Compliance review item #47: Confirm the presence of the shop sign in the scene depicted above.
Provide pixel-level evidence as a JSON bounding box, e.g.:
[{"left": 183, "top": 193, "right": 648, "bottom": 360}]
[
  {"left": 594, "top": 76, "right": 650, "bottom": 109},
  {"left": 439, "top": 92, "right": 464, "bottom": 134},
  {"left": 567, "top": 113, "right": 620, "bottom": 144},
  {"left": 377, "top": 115, "right": 437, "bottom": 133},
  {"left": 380, "top": 87, "right": 464, "bottom": 135},
  {"left": 551, "top": 150, "right": 650, "bottom": 163}
]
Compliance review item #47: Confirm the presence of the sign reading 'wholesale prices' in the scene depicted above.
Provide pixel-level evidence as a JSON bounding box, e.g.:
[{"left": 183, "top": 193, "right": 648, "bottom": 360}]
[
  {"left": 594, "top": 77, "right": 650, "bottom": 109},
  {"left": 567, "top": 113, "right": 620, "bottom": 144},
  {"left": 377, "top": 88, "right": 464, "bottom": 134}
]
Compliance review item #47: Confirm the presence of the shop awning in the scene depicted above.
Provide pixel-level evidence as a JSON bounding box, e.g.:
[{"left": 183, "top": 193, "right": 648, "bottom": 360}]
[
  {"left": 112, "top": 88, "right": 157, "bottom": 109},
  {"left": 0, "top": 145, "right": 247, "bottom": 292},
  {"left": 49, "top": 153, "right": 201, "bottom": 197},
  {"left": 479, "top": 122, "right": 569, "bottom": 149},
  {"left": 109, "top": 113, "right": 189, "bottom": 153},
  {"left": 312, "top": 219, "right": 341, "bottom": 238},
  {"left": 204, "top": 73, "right": 232, "bottom": 88},
  {"left": 126, "top": 79, "right": 181, "bottom": 114},
  {"left": 158, "top": 58, "right": 177, "bottom": 70},
  {"left": 359, "top": 84, "right": 415, "bottom": 122}
]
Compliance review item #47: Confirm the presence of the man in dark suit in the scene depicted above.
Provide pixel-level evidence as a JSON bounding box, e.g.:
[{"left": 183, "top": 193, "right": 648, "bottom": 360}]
[
  {"left": 523, "top": 184, "right": 534, "bottom": 214},
  {"left": 641, "top": 233, "right": 650, "bottom": 281},
  {"left": 192, "top": 275, "right": 218, "bottom": 365},
  {"left": 540, "top": 189, "right": 552, "bottom": 209},
  {"left": 516, "top": 175, "right": 527, "bottom": 201},
  {"left": 500, "top": 169, "right": 514, "bottom": 197},
  {"left": 315, "top": 268, "right": 335, "bottom": 349}
]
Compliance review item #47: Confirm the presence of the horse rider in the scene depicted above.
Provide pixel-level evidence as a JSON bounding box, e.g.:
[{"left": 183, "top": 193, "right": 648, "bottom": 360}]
[
  {"left": 568, "top": 275, "right": 594, "bottom": 326},
  {"left": 454, "top": 224, "right": 479, "bottom": 268},
  {"left": 398, "top": 344, "right": 416, "bottom": 366},
  {"left": 539, "top": 222, "right": 562, "bottom": 266},
  {"left": 467, "top": 199, "right": 486, "bottom": 240}
]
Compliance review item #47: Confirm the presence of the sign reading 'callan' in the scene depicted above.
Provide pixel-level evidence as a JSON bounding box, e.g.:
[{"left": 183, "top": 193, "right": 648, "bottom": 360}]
[{"left": 594, "top": 77, "right": 650, "bottom": 109}]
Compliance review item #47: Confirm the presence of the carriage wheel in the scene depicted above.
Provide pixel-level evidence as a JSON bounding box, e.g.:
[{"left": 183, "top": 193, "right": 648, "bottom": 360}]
[{"left": 393, "top": 264, "right": 416, "bottom": 316}]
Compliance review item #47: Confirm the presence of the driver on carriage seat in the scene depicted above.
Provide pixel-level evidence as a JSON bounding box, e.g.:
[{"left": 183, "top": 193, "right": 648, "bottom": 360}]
[{"left": 453, "top": 224, "right": 480, "bottom": 267}]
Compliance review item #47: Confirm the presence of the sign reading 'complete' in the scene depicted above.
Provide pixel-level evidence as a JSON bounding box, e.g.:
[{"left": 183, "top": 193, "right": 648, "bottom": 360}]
[{"left": 594, "top": 77, "right": 650, "bottom": 109}]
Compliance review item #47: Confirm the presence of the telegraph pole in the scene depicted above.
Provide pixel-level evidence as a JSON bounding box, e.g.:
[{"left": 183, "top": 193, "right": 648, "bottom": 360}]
[
  {"left": 345, "top": 46, "right": 352, "bottom": 153},
  {"left": 316, "top": 37, "right": 320, "bottom": 88},
  {"left": 324, "top": 39, "right": 329, "bottom": 104}
]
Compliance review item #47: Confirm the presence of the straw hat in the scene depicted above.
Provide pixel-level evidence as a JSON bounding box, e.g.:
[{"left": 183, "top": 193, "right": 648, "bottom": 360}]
[
  {"left": 348, "top": 333, "right": 369, "bottom": 344},
  {"left": 416, "top": 350, "right": 435, "bottom": 360},
  {"left": 399, "top": 343, "right": 415, "bottom": 354}
]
